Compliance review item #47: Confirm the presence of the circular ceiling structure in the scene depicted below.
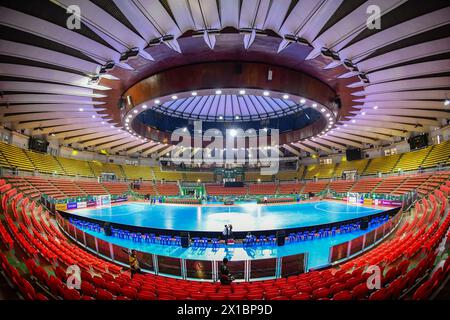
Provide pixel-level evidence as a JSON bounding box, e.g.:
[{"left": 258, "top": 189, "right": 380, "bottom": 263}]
[
  {"left": 0, "top": 0, "right": 449, "bottom": 158},
  {"left": 151, "top": 94, "right": 305, "bottom": 122}
]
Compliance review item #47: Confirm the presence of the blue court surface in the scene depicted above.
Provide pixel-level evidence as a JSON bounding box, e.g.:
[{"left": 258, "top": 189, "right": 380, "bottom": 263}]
[{"left": 70, "top": 201, "right": 383, "bottom": 232}]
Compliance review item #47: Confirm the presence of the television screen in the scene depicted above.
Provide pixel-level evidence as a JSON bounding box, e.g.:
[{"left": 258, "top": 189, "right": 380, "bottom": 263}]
[
  {"left": 408, "top": 134, "right": 428, "bottom": 150},
  {"left": 346, "top": 148, "right": 362, "bottom": 161}
]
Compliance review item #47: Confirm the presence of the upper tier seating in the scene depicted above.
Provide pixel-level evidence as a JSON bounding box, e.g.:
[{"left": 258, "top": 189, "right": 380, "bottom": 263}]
[
  {"left": 122, "top": 165, "right": 153, "bottom": 180},
  {"left": 328, "top": 180, "right": 356, "bottom": 193},
  {"left": 0, "top": 142, "right": 35, "bottom": 172},
  {"left": 0, "top": 146, "right": 9, "bottom": 169},
  {"left": 183, "top": 171, "right": 214, "bottom": 183},
  {"left": 421, "top": 140, "right": 450, "bottom": 168},
  {"left": 152, "top": 167, "right": 183, "bottom": 182},
  {"left": 154, "top": 183, "right": 179, "bottom": 196},
  {"left": 57, "top": 157, "right": 94, "bottom": 177},
  {"left": 393, "top": 147, "right": 431, "bottom": 173},
  {"left": 25, "top": 150, "right": 65, "bottom": 175},
  {"left": 334, "top": 159, "right": 368, "bottom": 177},
  {"left": 304, "top": 163, "right": 336, "bottom": 179},
  {"left": 248, "top": 183, "right": 277, "bottom": 195},
  {"left": 90, "top": 161, "right": 125, "bottom": 179},
  {"left": 364, "top": 154, "right": 400, "bottom": 175},
  {"left": 349, "top": 178, "right": 382, "bottom": 193},
  {"left": 205, "top": 184, "right": 247, "bottom": 196},
  {"left": 245, "top": 171, "right": 273, "bottom": 182},
  {"left": 275, "top": 169, "right": 303, "bottom": 181}
]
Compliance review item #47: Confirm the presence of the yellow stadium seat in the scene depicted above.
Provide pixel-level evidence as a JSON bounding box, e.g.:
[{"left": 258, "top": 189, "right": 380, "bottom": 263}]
[
  {"left": 422, "top": 141, "right": 450, "bottom": 168},
  {"left": 393, "top": 147, "right": 431, "bottom": 172},
  {"left": 0, "top": 142, "right": 35, "bottom": 172},
  {"left": 363, "top": 154, "right": 400, "bottom": 175}
]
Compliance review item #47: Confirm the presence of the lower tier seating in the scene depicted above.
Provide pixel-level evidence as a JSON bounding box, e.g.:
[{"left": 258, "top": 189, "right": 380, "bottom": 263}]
[{"left": 0, "top": 180, "right": 448, "bottom": 300}]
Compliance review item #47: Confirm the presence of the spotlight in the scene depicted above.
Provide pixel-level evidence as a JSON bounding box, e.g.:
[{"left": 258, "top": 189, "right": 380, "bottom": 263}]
[
  {"left": 171, "top": 95, "right": 177, "bottom": 100},
  {"left": 312, "top": 103, "right": 317, "bottom": 107},
  {"left": 320, "top": 108, "right": 326, "bottom": 112},
  {"left": 300, "top": 98, "right": 306, "bottom": 104},
  {"left": 91, "top": 115, "right": 95, "bottom": 118},
  {"left": 133, "top": 110, "right": 138, "bottom": 114},
  {"left": 127, "top": 115, "right": 132, "bottom": 118},
  {"left": 445, "top": 100, "right": 450, "bottom": 106},
  {"left": 235, "top": 115, "right": 240, "bottom": 120},
  {"left": 154, "top": 99, "right": 160, "bottom": 104},
  {"left": 229, "top": 129, "right": 237, "bottom": 137},
  {"left": 352, "top": 120, "right": 356, "bottom": 123},
  {"left": 191, "top": 91, "right": 197, "bottom": 96},
  {"left": 239, "top": 89, "right": 246, "bottom": 95},
  {"left": 142, "top": 105, "right": 147, "bottom": 109},
  {"left": 263, "top": 91, "right": 270, "bottom": 96},
  {"left": 219, "top": 116, "right": 223, "bottom": 120},
  {"left": 215, "top": 90, "right": 222, "bottom": 95},
  {"left": 361, "top": 111, "right": 366, "bottom": 115},
  {"left": 79, "top": 108, "right": 84, "bottom": 112},
  {"left": 283, "top": 94, "right": 289, "bottom": 99},
  {"left": 373, "top": 106, "right": 378, "bottom": 109}
]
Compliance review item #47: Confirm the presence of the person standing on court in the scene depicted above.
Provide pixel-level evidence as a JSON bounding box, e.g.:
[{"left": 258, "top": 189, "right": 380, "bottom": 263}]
[{"left": 223, "top": 225, "right": 229, "bottom": 245}]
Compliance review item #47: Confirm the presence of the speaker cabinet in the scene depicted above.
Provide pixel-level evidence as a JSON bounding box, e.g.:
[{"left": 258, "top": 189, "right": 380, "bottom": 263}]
[
  {"left": 276, "top": 231, "right": 286, "bottom": 246},
  {"left": 180, "top": 232, "right": 190, "bottom": 248},
  {"left": 360, "top": 219, "right": 369, "bottom": 230},
  {"left": 104, "top": 223, "right": 112, "bottom": 236}
]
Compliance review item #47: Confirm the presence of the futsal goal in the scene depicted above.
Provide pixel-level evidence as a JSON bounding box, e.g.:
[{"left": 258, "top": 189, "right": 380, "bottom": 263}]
[{"left": 347, "top": 192, "right": 361, "bottom": 204}]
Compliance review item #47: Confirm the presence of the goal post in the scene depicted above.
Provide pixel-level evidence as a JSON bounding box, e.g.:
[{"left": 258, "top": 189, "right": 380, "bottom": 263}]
[{"left": 347, "top": 192, "right": 361, "bottom": 204}]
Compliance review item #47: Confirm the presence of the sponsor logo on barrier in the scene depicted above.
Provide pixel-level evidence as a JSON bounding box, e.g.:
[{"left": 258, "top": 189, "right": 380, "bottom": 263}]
[
  {"left": 76, "top": 201, "right": 87, "bottom": 209},
  {"left": 380, "top": 200, "right": 402, "bottom": 206},
  {"left": 112, "top": 197, "right": 128, "bottom": 203},
  {"left": 55, "top": 203, "right": 67, "bottom": 211},
  {"left": 87, "top": 200, "right": 96, "bottom": 207},
  {"left": 67, "top": 202, "right": 78, "bottom": 210}
]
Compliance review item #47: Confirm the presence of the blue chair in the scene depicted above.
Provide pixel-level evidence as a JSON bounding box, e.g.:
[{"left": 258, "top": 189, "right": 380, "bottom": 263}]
[{"left": 268, "top": 235, "right": 276, "bottom": 246}]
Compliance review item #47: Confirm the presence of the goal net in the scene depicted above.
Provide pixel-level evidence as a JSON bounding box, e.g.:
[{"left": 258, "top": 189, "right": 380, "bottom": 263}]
[{"left": 347, "top": 192, "right": 361, "bottom": 204}]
